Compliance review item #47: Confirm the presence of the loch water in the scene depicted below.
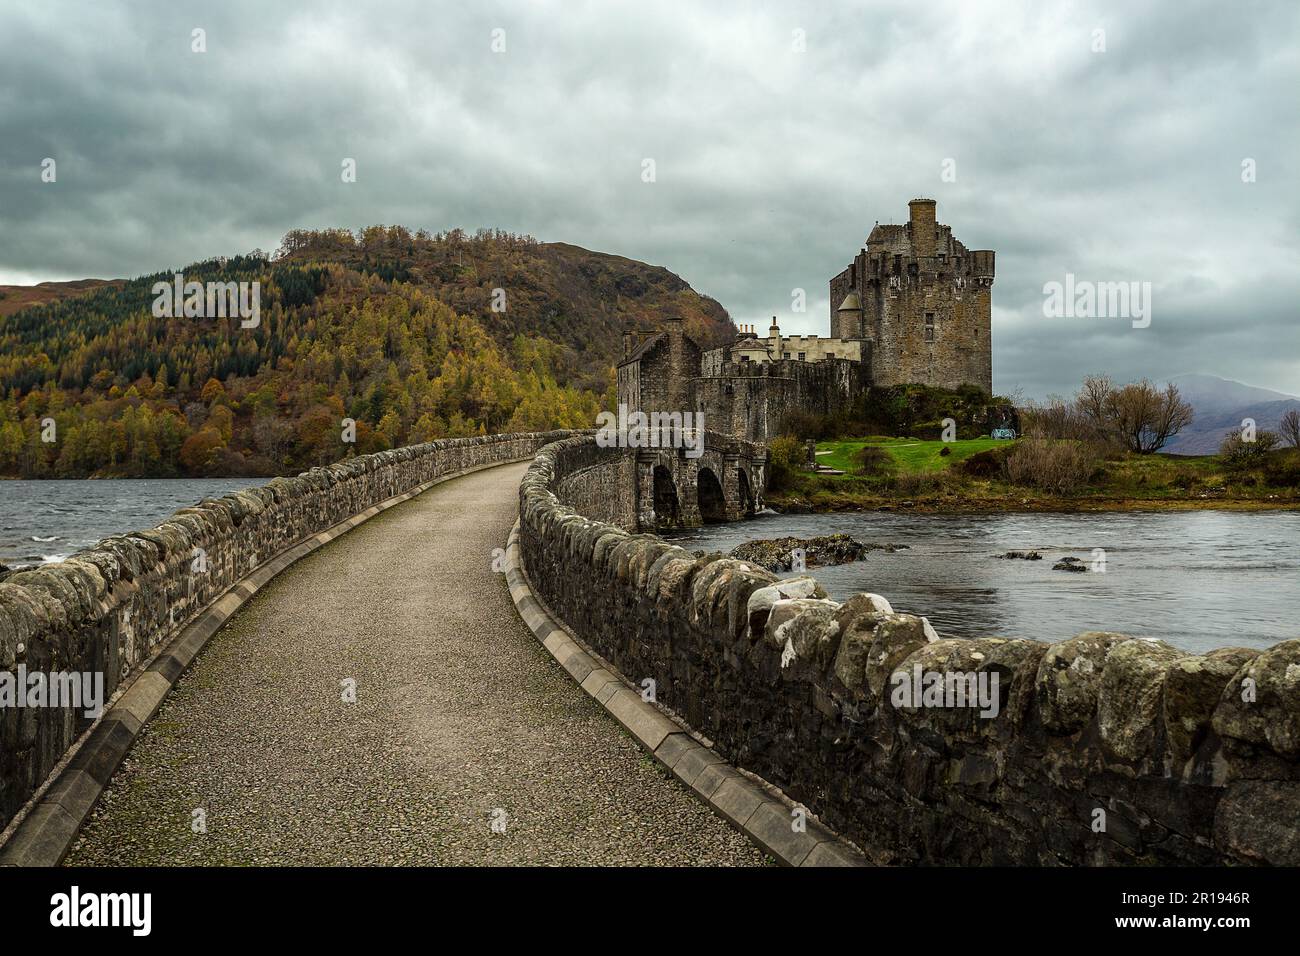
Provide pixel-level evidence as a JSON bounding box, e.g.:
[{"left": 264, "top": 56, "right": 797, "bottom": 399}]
[
  {"left": 665, "top": 508, "right": 1300, "bottom": 653},
  {"left": 0, "top": 478, "right": 263, "bottom": 566}
]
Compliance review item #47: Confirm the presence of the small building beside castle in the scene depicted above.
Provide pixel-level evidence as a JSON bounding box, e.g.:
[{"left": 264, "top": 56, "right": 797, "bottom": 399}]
[
  {"left": 712, "top": 318, "right": 864, "bottom": 367},
  {"left": 616, "top": 199, "right": 994, "bottom": 443},
  {"left": 617, "top": 317, "right": 700, "bottom": 417}
]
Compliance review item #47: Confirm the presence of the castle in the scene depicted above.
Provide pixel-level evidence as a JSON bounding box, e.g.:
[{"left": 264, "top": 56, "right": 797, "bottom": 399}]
[
  {"left": 617, "top": 199, "right": 994, "bottom": 442},
  {"left": 830, "top": 198, "right": 994, "bottom": 394}
]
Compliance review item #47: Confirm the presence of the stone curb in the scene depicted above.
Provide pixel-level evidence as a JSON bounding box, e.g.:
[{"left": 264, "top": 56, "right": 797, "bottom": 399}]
[
  {"left": 504, "top": 522, "right": 869, "bottom": 868},
  {"left": 0, "top": 456, "right": 538, "bottom": 868}
]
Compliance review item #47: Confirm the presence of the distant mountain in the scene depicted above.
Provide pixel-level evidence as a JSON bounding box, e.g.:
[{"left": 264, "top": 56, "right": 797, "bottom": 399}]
[
  {"left": 1163, "top": 374, "right": 1300, "bottom": 455},
  {"left": 0, "top": 227, "right": 734, "bottom": 478},
  {"left": 1168, "top": 373, "right": 1297, "bottom": 415},
  {"left": 0, "top": 278, "right": 122, "bottom": 318}
]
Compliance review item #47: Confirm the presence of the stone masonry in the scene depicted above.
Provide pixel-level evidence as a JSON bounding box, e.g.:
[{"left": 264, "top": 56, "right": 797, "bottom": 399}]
[
  {"left": 545, "top": 430, "right": 766, "bottom": 532},
  {"left": 620, "top": 317, "right": 869, "bottom": 444},
  {"left": 520, "top": 434, "right": 1300, "bottom": 865}
]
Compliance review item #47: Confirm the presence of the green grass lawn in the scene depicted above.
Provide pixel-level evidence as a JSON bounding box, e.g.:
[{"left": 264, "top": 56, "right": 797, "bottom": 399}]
[
  {"left": 817, "top": 437, "right": 1006, "bottom": 475},
  {"left": 772, "top": 436, "right": 1300, "bottom": 512},
  {"left": 1089, "top": 451, "right": 1223, "bottom": 497}
]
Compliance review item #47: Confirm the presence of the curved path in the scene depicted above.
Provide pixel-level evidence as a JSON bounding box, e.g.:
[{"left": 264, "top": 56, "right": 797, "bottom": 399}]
[{"left": 65, "top": 462, "right": 766, "bottom": 866}]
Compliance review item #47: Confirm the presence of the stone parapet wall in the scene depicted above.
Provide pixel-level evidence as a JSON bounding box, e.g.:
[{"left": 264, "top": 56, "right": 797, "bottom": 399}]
[
  {"left": 691, "top": 359, "right": 869, "bottom": 443},
  {"left": 554, "top": 442, "right": 638, "bottom": 530},
  {"left": 0, "top": 430, "right": 577, "bottom": 831},
  {"left": 520, "top": 435, "right": 1300, "bottom": 865}
]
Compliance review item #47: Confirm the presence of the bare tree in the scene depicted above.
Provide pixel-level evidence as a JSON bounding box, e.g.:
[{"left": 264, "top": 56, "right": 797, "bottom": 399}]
[
  {"left": 1023, "top": 396, "right": 1094, "bottom": 442},
  {"left": 1108, "top": 380, "right": 1194, "bottom": 453},
  {"left": 1072, "top": 376, "right": 1193, "bottom": 454},
  {"left": 1075, "top": 374, "right": 1114, "bottom": 437},
  {"left": 1143, "top": 381, "right": 1195, "bottom": 453},
  {"left": 1279, "top": 408, "right": 1300, "bottom": 448}
]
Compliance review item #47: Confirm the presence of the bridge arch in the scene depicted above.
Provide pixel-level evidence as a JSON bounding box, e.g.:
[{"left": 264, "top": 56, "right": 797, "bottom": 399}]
[
  {"left": 652, "top": 465, "right": 680, "bottom": 529},
  {"left": 630, "top": 433, "right": 767, "bottom": 531},
  {"left": 697, "top": 467, "right": 726, "bottom": 524},
  {"left": 737, "top": 467, "right": 754, "bottom": 517}
]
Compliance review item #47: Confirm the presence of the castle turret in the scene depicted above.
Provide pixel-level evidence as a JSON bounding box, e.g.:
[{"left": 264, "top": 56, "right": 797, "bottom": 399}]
[
  {"left": 836, "top": 291, "right": 862, "bottom": 338},
  {"left": 908, "top": 198, "right": 937, "bottom": 258}
]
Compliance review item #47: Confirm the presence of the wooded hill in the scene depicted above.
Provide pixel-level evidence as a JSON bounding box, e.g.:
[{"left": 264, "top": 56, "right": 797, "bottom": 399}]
[{"left": 0, "top": 227, "right": 733, "bottom": 478}]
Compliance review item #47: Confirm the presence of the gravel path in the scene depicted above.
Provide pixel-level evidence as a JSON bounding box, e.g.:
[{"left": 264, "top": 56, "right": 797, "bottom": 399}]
[{"left": 65, "top": 462, "right": 767, "bottom": 866}]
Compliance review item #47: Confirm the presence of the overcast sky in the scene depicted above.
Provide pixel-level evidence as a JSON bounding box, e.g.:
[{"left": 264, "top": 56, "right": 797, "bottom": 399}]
[{"left": 2, "top": 0, "right": 1296, "bottom": 399}]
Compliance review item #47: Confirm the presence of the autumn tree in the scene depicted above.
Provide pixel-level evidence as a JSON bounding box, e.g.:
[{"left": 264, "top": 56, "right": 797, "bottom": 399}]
[
  {"left": 200, "top": 377, "right": 227, "bottom": 406},
  {"left": 180, "top": 428, "right": 225, "bottom": 474}
]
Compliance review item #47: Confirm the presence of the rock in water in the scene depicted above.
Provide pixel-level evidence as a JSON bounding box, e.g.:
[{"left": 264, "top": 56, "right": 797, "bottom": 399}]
[
  {"left": 1053, "top": 556, "right": 1088, "bottom": 572},
  {"left": 728, "top": 534, "right": 887, "bottom": 573}
]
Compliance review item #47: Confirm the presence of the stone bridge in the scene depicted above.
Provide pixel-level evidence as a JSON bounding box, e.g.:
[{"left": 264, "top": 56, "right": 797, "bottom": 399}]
[
  {"left": 634, "top": 432, "right": 767, "bottom": 530},
  {"left": 1, "top": 430, "right": 1297, "bottom": 868}
]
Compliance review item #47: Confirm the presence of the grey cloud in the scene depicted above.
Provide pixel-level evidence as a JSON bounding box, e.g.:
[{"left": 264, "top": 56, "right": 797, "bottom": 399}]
[{"left": 1, "top": 0, "right": 1296, "bottom": 397}]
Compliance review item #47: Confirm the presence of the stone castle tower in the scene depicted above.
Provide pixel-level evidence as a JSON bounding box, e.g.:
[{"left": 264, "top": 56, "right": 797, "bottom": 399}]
[{"left": 829, "top": 199, "right": 994, "bottom": 394}]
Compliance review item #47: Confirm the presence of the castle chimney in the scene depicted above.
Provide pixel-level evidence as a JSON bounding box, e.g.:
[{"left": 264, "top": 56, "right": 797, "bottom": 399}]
[{"left": 908, "top": 198, "right": 937, "bottom": 258}]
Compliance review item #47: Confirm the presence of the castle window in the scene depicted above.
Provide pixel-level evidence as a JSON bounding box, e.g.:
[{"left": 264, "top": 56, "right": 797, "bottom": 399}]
[
  {"left": 798, "top": 352, "right": 806, "bottom": 361},
  {"left": 925, "top": 312, "right": 935, "bottom": 343}
]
